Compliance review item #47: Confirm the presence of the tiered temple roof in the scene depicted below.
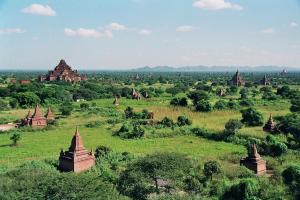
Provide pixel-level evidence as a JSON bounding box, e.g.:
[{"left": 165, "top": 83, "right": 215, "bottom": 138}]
[
  {"left": 261, "top": 74, "right": 271, "bottom": 86},
  {"left": 59, "top": 127, "right": 95, "bottom": 173},
  {"left": 39, "top": 59, "right": 87, "bottom": 83},
  {"left": 45, "top": 107, "right": 55, "bottom": 121},
  {"left": 240, "top": 144, "right": 266, "bottom": 175}
]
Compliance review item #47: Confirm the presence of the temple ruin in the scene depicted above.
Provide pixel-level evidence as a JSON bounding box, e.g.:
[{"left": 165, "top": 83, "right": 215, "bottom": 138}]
[
  {"left": 39, "top": 59, "right": 87, "bottom": 83},
  {"left": 228, "top": 70, "right": 245, "bottom": 86},
  {"left": 59, "top": 127, "right": 95, "bottom": 173},
  {"left": 22, "top": 105, "right": 54, "bottom": 128}
]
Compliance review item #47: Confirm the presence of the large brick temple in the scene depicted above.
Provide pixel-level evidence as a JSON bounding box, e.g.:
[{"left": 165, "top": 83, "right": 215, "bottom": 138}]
[
  {"left": 39, "top": 59, "right": 87, "bottom": 83},
  {"left": 59, "top": 127, "right": 95, "bottom": 173}
]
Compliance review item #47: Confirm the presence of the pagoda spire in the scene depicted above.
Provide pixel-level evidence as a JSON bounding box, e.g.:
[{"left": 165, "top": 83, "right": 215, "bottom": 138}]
[
  {"left": 69, "top": 127, "right": 85, "bottom": 152},
  {"left": 32, "top": 104, "right": 43, "bottom": 119}
]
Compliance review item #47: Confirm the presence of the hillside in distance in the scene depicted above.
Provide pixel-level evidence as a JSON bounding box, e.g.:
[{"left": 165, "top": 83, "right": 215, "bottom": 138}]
[{"left": 133, "top": 65, "right": 300, "bottom": 72}]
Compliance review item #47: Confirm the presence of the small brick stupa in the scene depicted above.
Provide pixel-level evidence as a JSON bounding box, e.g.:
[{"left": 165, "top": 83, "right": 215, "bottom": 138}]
[
  {"left": 131, "top": 88, "right": 141, "bottom": 100},
  {"left": 240, "top": 144, "right": 266, "bottom": 175},
  {"left": 22, "top": 104, "right": 47, "bottom": 128},
  {"left": 45, "top": 107, "right": 55, "bottom": 121},
  {"left": 59, "top": 127, "right": 95, "bottom": 173},
  {"left": 263, "top": 114, "right": 276, "bottom": 133},
  {"left": 113, "top": 97, "right": 119, "bottom": 106}
]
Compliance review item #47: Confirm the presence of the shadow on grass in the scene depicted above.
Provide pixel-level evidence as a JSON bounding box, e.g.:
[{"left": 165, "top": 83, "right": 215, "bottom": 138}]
[{"left": 0, "top": 144, "right": 12, "bottom": 148}]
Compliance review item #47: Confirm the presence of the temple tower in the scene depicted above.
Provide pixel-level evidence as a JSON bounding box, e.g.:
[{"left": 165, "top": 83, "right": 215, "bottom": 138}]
[
  {"left": 45, "top": 107, "right": 55, "bottom": 121},
  {"left": 30, "top": 105, "right": 47, "bottom": 128},
  {"left": 263, "top": 114, "right": 276, "bottom": 133},
  {"left": 229, "top": 70, "right": 245, "bottom": 86},
  {"left": 240, "top": 144, "right": 267, "bottom": 175},
  {"left": 59, "top": 127, "right": 95, "bottom": 173}
]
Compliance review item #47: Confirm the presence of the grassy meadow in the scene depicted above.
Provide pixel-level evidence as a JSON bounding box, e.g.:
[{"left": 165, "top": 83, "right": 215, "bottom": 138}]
[{"left": 0, "top": 95, "right": 292, "bottom": 172}]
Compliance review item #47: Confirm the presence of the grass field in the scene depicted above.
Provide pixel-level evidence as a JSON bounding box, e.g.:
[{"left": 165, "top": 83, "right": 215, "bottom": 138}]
[{"left": 0, "top": 97, "right": 292, "bottom": 171}]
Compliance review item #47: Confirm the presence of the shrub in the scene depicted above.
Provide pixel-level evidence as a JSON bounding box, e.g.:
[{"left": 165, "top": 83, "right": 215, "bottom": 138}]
[
  {"left": 10, "top": 132, "right": 21, "bottom": 146},
  {"left": 224, "top": 119, "right": 243, "bottom": 136},
  {"left": 241, "top": 108, "right": 264, "bottom": 126},
  {"left": 177, "top": 116, "right": 192, "bottom": 126},
  {"left": 203, "top": 161, "right": 221, "bottom": 181},
  {"left": 239, "top": 99, "right": 254, "bottom": 107},
  {"left": 59, "top": 102, "right": 73, "bottom": 116},
  {"left": 170, "top": 97, "right": 188, "bottom": 107},
  {"left": 214, "top": 100, "right": 227, "bottom": 110},
  {"left": 195, "top": 100, "right": 213, "bottom": 112},
  {"left": 160, "top": 117, "right": 175, "bottom": 127},
  {"left": 85, "top": 121, "right": 103, "bottom": 128},
  {"left": 227, "top": 100, "right": 239, "bottom": 110},
  {"left": 95, "top": 145, "right": 112, "bottom": 158},
  {"left": 124, "top": 107, "right": 134, "bottom": 119}
]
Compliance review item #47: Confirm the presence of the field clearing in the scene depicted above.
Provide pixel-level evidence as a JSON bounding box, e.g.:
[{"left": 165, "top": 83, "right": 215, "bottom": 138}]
[{"left": 0, "top": 97, "right": 291, "bottom": 170}]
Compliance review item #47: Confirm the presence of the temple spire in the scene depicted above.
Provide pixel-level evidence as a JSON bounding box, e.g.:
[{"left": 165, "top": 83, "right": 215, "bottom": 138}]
[
  {"left": 69, "top": 127, "right": 85, "bottom": 152},
  {"left": 32, "top": 104, "right": 43, "bottom": 119}
]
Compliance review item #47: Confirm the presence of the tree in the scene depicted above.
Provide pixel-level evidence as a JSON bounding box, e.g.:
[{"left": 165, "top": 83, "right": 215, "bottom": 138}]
[
  {"left": 59, "top": 102, "right": 73, "bottom": 116},
  {"left": 214, "top": 100, "right": 227, "bottom": 110},
  {"left": 124, "top": 107, "right": 134, "bottom": 119},
  {"left": 282, "top": 165, "right": 300, "bottom": 199},
  {"left": 277, "top": 114, "right": 300, "bottom": 144},
  {"left": 16, "top": 92, "right": 40, "bottom": 108},
  {"left": 80, "top": 102, "right": 90, "bottom": 111},
  {"left": 277, "top": 86, "right": 291, "bottom": 98},
  {"left": 10, "top": 132, "right": 21, "bottom": 146},
  {"left": 222, "top": 179, "right": 260, "bottom": 200},
  {"left": 241, "top": 108, "right": 264, "bottom": 126},
  {"left": 177, "top": 116, "right": 192, "bottom": 126},
  {"left": 117, "top": 153, "right": 193, "bottom": 199},
  {"left": 0, "top": 99, "right": 9, "bottom": 110},
  {"left": 203, "top": 161, "right": 221, "bottom": 181},
  {"left": 160, "top": 117, "right": 175, "bottom": 127},
  {"left": 95, "top": 145, "right": 112, "bottom": 158},
  {"left": 290, "top": 98, "right": 300, "bottom": 113},
  {"left": 224, "top": 119, "right": 243, "bottom": 136},
  {"left": 188, "top": 90, "right": 209, "bottom": 106},
  {"left": 195, "top": 100, "right": 212, "bottom": 112},
  {"left": 170, "top": 97, "right": 188, "bottom": 107}
]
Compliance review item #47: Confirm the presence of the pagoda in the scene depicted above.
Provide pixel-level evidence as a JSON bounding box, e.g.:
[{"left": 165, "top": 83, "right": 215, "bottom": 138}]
[
  {"left": 263, "top": 114, "right": 276, "bottom": 133},
  {"left": 22, "top": 105, "right": 47, "bottom": 128},
  {"left": 228, "top": 70, "right": 245, "bottom": 86},
  {"left": 131, "top": 88, "right": 141, "bottom": 100},
  {"left": 261, "top": 75, "right": 271, "bottom": 86},
  {"left": 240, "top": 144, "right": 266, "bottom": 175},
  {"left": 59, "top": 127, "right": 95, "bottom": 173},
  {"left": 39, "top": 59, "right": 87, "bottom": 83},
  {"left": 45, "top": 107, "right": 55, "bottom": 121}
]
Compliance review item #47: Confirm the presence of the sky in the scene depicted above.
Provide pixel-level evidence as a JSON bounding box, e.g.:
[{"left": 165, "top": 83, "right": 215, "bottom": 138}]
[{"left": 0, "top": 0, "right": 300, "bottom": 70}]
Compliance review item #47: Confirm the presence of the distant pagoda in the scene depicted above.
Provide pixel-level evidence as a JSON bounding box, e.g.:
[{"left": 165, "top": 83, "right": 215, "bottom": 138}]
[
  {"left": 261, "top": 74, "right": 271, "bottom": 86},
  {"left": 59, "top": 127, "right": 95, "bottom": 173},
  {"left": 228, "top": 70, "right": 245, "bottom": 86},
  {"left": 263, "top": 114, "right": 276, "bottom": 133},
  {"left": 113, "top": 97, "right": 119, "bottom": 106},
  {"left": 39, "top": 59, "right": 87, "bottom": 83},
  {"left": 240, "top": 144, "right": 266, "bottom": 175}
]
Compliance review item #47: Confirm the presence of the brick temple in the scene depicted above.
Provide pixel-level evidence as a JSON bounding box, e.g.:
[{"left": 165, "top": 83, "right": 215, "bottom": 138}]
[
  {"left": 131, "top": 88, "right": 141, "bottom": 100},
  {"left": 59, "top": 127, "right": 95, "bottom": 173},
  {"left": 39, "top": 59, "right": 87, "bottom": 83},
  {"left": 263, "top": 114, "right": 277, "bottom": 133},
  {"left": 228, "top": 70, "right": 245, "bottom": 86},
  {"left": 22, "top": 105, "right": 54, "bottom": 128},
  {"left": 240, "top": 144, "right": 266, "bottom": 175}
]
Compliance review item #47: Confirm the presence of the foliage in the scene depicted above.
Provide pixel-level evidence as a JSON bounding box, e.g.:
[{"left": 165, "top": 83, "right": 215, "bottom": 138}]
[
  {"left": 170, "top": 97, "right": 188, "bottom": 107},
  {"left": 160, "top": 117, "right": 175, "bottom": 127},
  {"left": 10, "top": 132, "right": 21, "bottom": 146},
  {"left": 224, "top": 119, "right": 243, "bottom": 136},
  {"left": 95, "top": 145, "right": 112, "bottom": 158},
  {"left": 195, "top": 100, "right": 213, "bottom": 112},
  {"left": 203, "top": 161, "right": 221, "bottom": 181},
  {"left": 59, "top": 102, "right": 73, "bottom": 116},
  {"left": 241, "top": 108, "right": 264, "bottom": 126},
  {"left": 117, "top": 152, "right": 193, "bottom": 200},
  {"left": 177, "top": 116, "right": 192, "bottom": 127}
]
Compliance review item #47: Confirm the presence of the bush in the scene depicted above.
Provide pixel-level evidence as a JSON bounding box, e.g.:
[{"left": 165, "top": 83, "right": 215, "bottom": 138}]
[
  {"left": 203, "top": 161, "right": 221, "bottom": 181},
  {"left": 239, "top": 99, "right": 254, "bottom": 107},
  {"left": 214, "top": 100, "right": 227, "bottom": 110},
  {"left": 170, "top": 97, "right": 188, "bottom": 107},
  {"left": 227, "top": 100, "right": 239, "bottom": 110},
  {"left": 59, "top": 102, "right": 73, "bottom": 116},
  {"left": 177, "top": 116, "right": 192, "bottom": 126},
  {"left": 160, "top": 117, "right": 175, "bottom": 127},
  {"left": 95, "top": 145, "right": 112, "bottom": 158},
  {"left": 85, "top": 121, "right": 103, "bottom": 128},
  {"left": 241, "top": 108, "right": 264, "bottom": 126},
  {"left": 195, "top": 100, "right": 213, "bottom": 112},
  {"left": 224, "top": 119, "right": 243, "bottom": 136}
]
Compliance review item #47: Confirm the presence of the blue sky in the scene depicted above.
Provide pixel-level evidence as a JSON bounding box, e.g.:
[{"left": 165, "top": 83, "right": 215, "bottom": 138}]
[{"left": 0, "top": 0, "right": 299, "bottom": 69}]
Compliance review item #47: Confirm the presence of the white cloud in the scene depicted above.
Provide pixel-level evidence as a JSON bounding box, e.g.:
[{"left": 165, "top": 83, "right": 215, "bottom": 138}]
[
  {"left": 261, "top": 28, "right": 275, "bottom": 34},
  {"left": 0, "top": 28, "right": 25, "bottom": 34},
  {"left": 107, "top": 22, "right": 127, "bottom": 31},
  {"left": 290, "top": 22, "right": 298, "bottom": 28},
  {"left": 176, "top": 25, "right": 194, "bottom": 32},
  {"left": 64, "top": 28, "right": 102, "bottom": 38},
  {"left": 21, "top": 4, "right": 56, "bottom": 16},
  {"left": 193, "top": 0, "right": 243, "bottom": 10},
  {"left": 139, "top": 29, "right": 152, "bottom": 35}
]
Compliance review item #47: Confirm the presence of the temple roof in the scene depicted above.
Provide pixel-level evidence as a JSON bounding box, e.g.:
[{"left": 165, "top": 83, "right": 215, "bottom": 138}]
[
  {"left": 32, "top": 104, "right": 44, "bottom": 119},
  {"left": 249, "top": 143, "right": 261, "bottom": 159},
  {"left": 68, "top": 127, "right": 85, "bottom": 152},
  {"left": 26, "top": 110, "right": 32, "bottom": 118}
]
